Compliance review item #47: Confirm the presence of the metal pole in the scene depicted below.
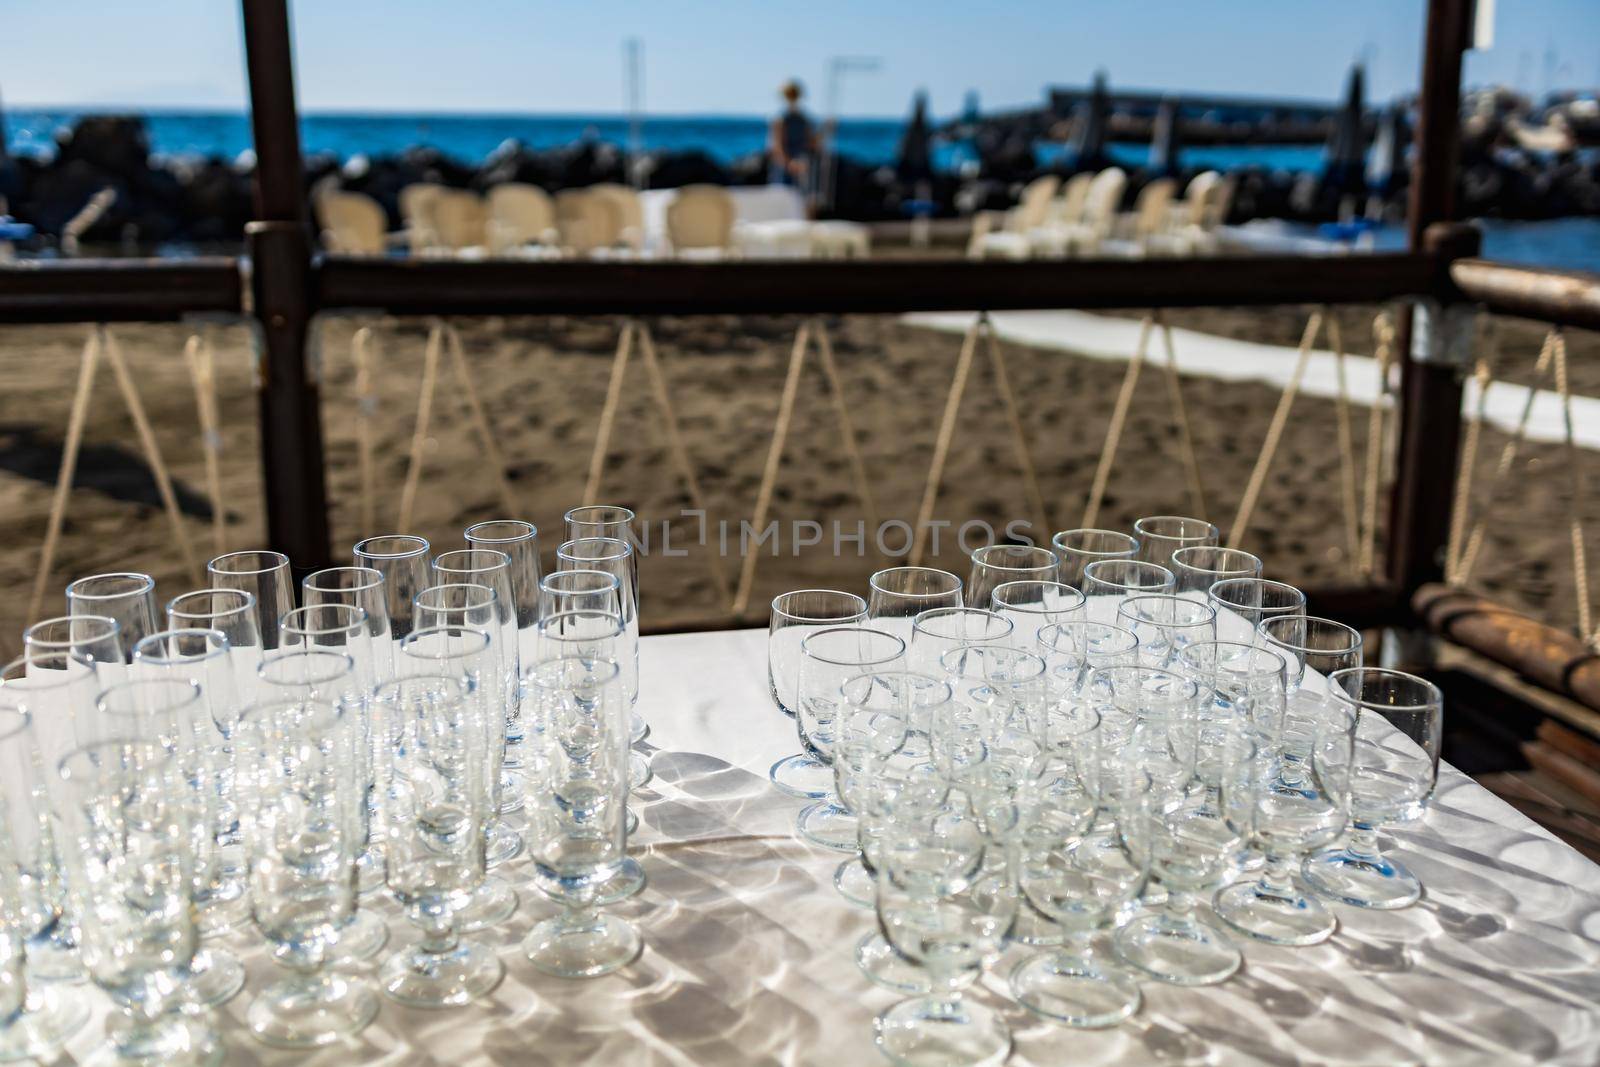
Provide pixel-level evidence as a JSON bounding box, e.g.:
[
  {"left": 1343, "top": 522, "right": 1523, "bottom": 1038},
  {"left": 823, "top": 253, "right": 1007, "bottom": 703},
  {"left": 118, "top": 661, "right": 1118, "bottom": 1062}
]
[
  {"left": 240, "top": 0, "right": 332, "bottom": 575},
  {"left": 1386, "top": 0, "right": 1473, "bottom": 598}
]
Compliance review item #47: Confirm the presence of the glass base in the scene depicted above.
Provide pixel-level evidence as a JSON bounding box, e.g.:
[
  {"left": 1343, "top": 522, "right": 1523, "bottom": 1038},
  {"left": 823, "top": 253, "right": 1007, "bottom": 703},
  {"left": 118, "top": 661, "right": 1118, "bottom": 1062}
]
[
  {"left": 630, "top": 750, "right": 653, "bottom": 792},
  {"left": 182, "top": 946, "right": 246, "bottom": 1009},
  {"left": 93, "top": 1015, "right": 222, "bottom": 1067},
  {"left": 769, "top": 753, "right": 831, "bottom": 800},
  {"left": 631, "top": 711, "right": 648, "bottom": 745},
  {"left": 856, "top": 932, "right": 932, "bottom": 995},
  {"left": 834, "top": 857, "right": 875, "bottom": 909},
  {"left": 874, "top": 996, "right": 1010, "bottom": 1067},
  {"left": 1010, "top": 950, "right": 1142, "bottom": 1028},
  {"left": 485, "top": 820, "right": 524, "bottom": 868},
  {"left": 0, "top": 986, "right": 89, "bottom": 1062},
  {"left": 457, "top": 879, "right": 520, "bottom": 933},
  {"left": 1303, "top": 847, "right": 1422, "bottom": 910},
  {"left": 626, "top": 806, "right": 640, "bottom": 836},
  {"left": 1215, "top": 878, "right": 1337, "bottom": 945},
  {"left": 1114, "top": 914, "right": 1241, "bottom": 986},
  {"left": 524, "top": 912, "right": 642, "bottom": 978},
  {"left": 797, "top": 801, "right": 859, "bottom": 853},
  {"left": 334, "top": 910, "right": 391, "bottom": 963},
  {"left": 380, "top": 939, "right": 505, "bottom": 1008},
  {"left": 246, "top": 973, "right": 378, "bottom": 1049}
]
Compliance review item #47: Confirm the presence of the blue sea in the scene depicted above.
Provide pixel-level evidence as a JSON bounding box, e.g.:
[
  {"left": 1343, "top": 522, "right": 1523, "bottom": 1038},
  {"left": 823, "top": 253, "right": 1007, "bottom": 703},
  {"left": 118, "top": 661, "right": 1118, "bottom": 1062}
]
[{"left": 5, "top": 108, "right": 1597, "bottom": 271}]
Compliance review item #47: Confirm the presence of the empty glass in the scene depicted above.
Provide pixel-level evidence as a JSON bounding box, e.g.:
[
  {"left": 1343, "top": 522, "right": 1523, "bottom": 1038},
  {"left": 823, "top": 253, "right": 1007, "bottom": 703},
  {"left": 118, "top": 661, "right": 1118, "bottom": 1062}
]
[
  {"left": 990, "top": 580, "right": 1086, "bottom": 651},
  {"left": 54, "top": 739, "right": 221, "bottom": 1066},
  {"left": 1081, "top": 559, "right": 1176, "bottom": 623},
  {"left": 464, "top": 519, "right": 542, "bottom": 685},
  {"left": 237, "top": 698, "right": 375, "bottom": 1047},
  {"left": 1207, "top": 578, "right": 1307, "bottom": 641},
  {"left": 1169, "top": 546, "right": 1263, "bottom": 598},
  {"left": 65, "top": 573, "right": 158, "bottom": 660},
  {"left": 768, "top": 590, "right": 869, "bottom": 800},
  {"left": 0, "top": 709, "right": 87, "bottom": 1061},
  {"left": 1303, "top": 668, "right": 1443, "bottom": 910},
  {"left": 208, "top": 551, "right": 294, "bottom": 652},
  {"left": 1116, "top": 594, "right": 1218, "bottom": 669},
  {"left": 1218, "top": 702, "right": 1355, "bottom": 945},
  {"left": 966, "top": 544, "right": 1059, "bottom": 610},
  {"left": 556, "top": 537, "right": 643, "bottom": 748},
  {"left": 539, "top": 569, "right": 623, "bottom": 622},
  {"left": 1036, "top": 622, "right": 1139, "bottom": 695},
  {"left": 908, "top": 607, "right": 1013, "bottom": 678},
  {"left": 432, "top": 550, "right": 523, "bottom": 800},
  {"left": 523, "top": 656, "right": 643, "bottom": 978},
  {"left": 382, "top": 635, "right": 507, "bottom": 1006},
  {"left": 167, "top": 588, "right": 266, "bottom": 706},
  {"left": 1257, "top": 615, "right": 1364, "bottom": 695},
  {"left": 1050, "top": 529, "right": 1138, "bottom": 590},
  {"left": 866, "top": 566, "right": 964, "bottom": 649},
  {"left": 302, "top": 567, "right": 394, "bottom": 683},
  {"left": 795, "top": 627, "right": 907, "bottom": 851},
  {"left": 1132, "top": 516, "right": 1219, "bottom": 568},
  {"left": 353, "top": 534, "right": 431, "bottom": 642},
  {"left": 22, "top": 615, "right": 124, "bottom": 677}
]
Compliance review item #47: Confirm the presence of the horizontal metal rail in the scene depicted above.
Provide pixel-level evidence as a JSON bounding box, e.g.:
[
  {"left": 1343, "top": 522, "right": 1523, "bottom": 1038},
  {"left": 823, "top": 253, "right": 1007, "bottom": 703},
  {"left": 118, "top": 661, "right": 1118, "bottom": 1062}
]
[
  {"left": 0, "top": 258, "right": 243, "bottom": 323},
  {"left": 1452, "top": 258, "right": 1600, "bottom": 332}
]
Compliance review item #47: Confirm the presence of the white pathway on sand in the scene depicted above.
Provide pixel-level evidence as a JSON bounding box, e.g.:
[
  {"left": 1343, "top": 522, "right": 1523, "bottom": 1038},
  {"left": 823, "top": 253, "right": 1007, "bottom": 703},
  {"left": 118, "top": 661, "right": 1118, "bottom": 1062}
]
[{"left": 902, "top": 310, "right": 1600, "bottom": 451}]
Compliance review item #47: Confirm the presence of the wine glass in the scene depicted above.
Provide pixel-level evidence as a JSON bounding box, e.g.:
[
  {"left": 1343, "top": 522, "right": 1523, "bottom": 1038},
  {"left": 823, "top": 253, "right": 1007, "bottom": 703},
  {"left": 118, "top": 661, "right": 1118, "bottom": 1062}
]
[
  {"left": 908, "top": 607, "right": 1013, "bottom": 678},
  {"left": 302, "top": 566, "right": 394, "bottom": 683},
  {"left": 1256, "top": 616, "right": 1364, "bottom": 696},
  {"left": 873, "top": 811, "right": 1012, "bottom": 1067},
  {"left": 865, "top": 566, "right": 963, "bottom": 649},
  {"left": 990, "top": 580, "right": 1086, "bottom": 652},
  {"left": 54, "top": 738, "right": 222, "bottom": 1066},
  {"left": 464, "top": 520, "right": 541, "bottom": 696},
  {"left": 0, "top": 708, "right": 88, "bottom": 1061},
  {"left": 65, "top": 573, "right": 158, "bottom": 660},
  {"left": 1169, "top": 546, "right": 1262, "bottom": 599},
  {"left": 522, "top": 654, "right": 643, "bottom": 978},
  {"left": 1207, "top": 578, "right": 1306, "bottom": 642},
  {"left": 1036, "top": 622, "right": 1138, "bottom": 695},
  {"left": 382, "top": 632, "right": 508, "bottom": 1005},
  {"left": 1050, "top": 529, "right": 1137, "bottom": 590},
  {"left": 1132, "top": 516, "right": 1219, "bottom": 569},
  {"left": 432, "top": 550, "right": 524, "bottom": 806},
  {"left": 353, "top": 534, "right": 431, "bottom": 642},
  {"left": 1217, "top": 700, "right": 1355, "bottom": 945},
  {"left": 236, "top": 697, "right": 376, "bottom": 1046},
  {"left": 22, "top": 615, "right": 124, "bottom": 679},
  {"left": 966, "top": 544, "right": 1059, "bottom": 610},
  {"left": 795, "top": 627, "right": 907, "bottom": 851},
  {"left": 1303, "top": 668, "right": 1443, "bottom": 910},
  {"left": 207, "top": 551, "right": 294, "bottom": 652},
  {"left": 167, "top": 589, "right": 266, "bottom": 706},
  {"left": 539, "top": 569, "right": 623, "bottom": 621},
  {"left": 1081, "top": 560, "right": 1175, "bottom": 623},
  {"left": 1116, "top": 594, "right": 1218, "bottom": 669},
  {"left": 556, "top": 537, "right": 646, "bottom": 778},
  {"left": 768, "top": 590, "right": 868, "bottom": 800}
]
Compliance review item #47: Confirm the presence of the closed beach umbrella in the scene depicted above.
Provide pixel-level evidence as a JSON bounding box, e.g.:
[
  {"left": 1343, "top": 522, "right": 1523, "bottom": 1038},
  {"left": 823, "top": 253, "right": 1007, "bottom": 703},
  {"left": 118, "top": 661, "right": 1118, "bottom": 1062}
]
[
  {"left": 1069, "top": 70, "right": 1110, "bottom": 167},
  {"left": 1150, "top": 96, "right": 1183, "bottom": 175},
  {"left": 896, "top": 90, "right": 933, "bottom": 185},
  {"left": 1323, "top": 64, "right": 1368, "bottom": 187},
  {"left": 1365, "top": 104, "right": 1407, "bottom": 195}
]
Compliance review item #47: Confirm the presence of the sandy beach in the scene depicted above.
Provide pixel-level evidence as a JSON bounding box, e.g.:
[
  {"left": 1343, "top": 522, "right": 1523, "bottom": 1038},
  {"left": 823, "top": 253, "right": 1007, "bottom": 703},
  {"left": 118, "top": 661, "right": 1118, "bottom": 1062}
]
[{"left": 1, "top": 306, "right": 1595, "bottom": 659}]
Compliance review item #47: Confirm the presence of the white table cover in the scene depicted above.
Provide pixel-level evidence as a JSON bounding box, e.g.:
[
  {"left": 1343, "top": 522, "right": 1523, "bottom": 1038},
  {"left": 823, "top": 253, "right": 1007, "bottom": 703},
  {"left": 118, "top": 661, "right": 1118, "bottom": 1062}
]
[{"left": 50, "top": 627, "right": 1600, "bottom": 1065}]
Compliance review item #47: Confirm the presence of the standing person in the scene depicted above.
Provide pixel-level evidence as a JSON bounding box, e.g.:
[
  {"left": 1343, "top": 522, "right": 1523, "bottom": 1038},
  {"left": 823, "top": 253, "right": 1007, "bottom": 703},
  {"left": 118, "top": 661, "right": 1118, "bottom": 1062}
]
[{"left": 769, "top": 80, "right": 819, "bottom": 198}]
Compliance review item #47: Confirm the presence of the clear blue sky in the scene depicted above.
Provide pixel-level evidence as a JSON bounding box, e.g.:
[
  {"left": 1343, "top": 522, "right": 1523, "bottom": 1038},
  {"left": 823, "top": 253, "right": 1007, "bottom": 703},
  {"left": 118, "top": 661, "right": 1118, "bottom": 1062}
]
[{"left": 5, "top": 1, "right": 1595, "bottom": 117}]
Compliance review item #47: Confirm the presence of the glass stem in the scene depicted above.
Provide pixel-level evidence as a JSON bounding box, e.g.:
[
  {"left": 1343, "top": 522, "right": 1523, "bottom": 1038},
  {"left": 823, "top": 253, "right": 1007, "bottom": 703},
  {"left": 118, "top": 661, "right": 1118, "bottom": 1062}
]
[
  {"left": 1163, "top": 888, "right": 1199, "bottom": 934},
  {"left": 417, "top": 911, "right": 459, "bottom": 957},
  {"left": 1256, "top": 852, "right": 1297, "bottom": 900},
  {"left": 1346, "top": 822, "right": 1382, "bottom": 862}
]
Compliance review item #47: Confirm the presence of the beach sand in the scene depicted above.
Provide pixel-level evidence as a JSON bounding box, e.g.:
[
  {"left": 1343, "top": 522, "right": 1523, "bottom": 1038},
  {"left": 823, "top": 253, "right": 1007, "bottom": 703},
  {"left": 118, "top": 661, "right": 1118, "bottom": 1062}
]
[{"left": 0, "top": 307, "right": 1595, "bottom": 660}]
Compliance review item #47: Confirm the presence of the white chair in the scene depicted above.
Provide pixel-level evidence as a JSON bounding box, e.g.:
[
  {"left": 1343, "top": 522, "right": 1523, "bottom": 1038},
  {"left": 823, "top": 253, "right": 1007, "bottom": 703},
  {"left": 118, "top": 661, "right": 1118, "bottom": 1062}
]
[
  {"left": 728, "top": 185, "right": 815, "bottom": 258},
  {"left": 1026, "top": 171, "right": 1095, "bottom": 256},
  {"left": 315, "top": 190, "right": 388, "bottom": 255},
  {"left": 1056, "top": 167, "right": 1127, "bottom": 257},
  {"left": 486, "top": 183, "right": 557, "bottom": 255},
  {"left": 1146, "top": 171, "right": 1219, "bottom": 257},
  {"left": 1099, "top": 177, "right": 1177, "bottom": 258},
  {"left": 428, "top": 189, "right": 489, "bottom": 257},
  {"left": 665, "top": 185, "right": 737, "bottom": 258},
  {"left": 967, "top": 174, "right": 1061, "bottom": 259},
  {"left": 399, "top": 183, "right": 447, "bottom": 254},
  {"left": 588, "top": 183, "right": 645, "bottom": 253},
  {"left": 808, "top": 220, "right": 871, "bottom": 259},
  {"left": 555, "top": 188, "right": 625, "bottom": 256}
]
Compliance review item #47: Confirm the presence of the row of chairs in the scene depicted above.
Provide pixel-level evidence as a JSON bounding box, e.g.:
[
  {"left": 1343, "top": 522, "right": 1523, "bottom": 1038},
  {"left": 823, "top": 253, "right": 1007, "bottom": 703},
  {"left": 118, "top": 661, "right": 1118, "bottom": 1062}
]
[{"left": 968, "top": 169, "right": 1235, "bottom": 260}]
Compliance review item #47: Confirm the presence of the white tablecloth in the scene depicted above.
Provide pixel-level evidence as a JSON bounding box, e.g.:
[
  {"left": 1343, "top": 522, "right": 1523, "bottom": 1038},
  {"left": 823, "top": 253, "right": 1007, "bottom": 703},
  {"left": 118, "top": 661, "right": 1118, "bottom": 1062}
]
[{"left": 53, "top": 627, "right": 1600, "bottom": 1065}]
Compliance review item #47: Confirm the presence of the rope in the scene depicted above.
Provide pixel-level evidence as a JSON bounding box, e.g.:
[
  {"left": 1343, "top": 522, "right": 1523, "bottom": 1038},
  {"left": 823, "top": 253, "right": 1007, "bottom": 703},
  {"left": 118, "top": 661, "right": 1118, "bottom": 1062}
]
[
  {"left": 1227, "top": 310, "right": 1323, "bottom": 551},
  {"left": 732, "top": 321, "right": 811, "bottom": 616},
  {"left": 982, "top": 319, "right": 1052, "bottom": 538},
  {"left": 1081, "top": 314, "right": 1154, "bottom": 530},
  {"left": 635, "top": 322, "right": 734, "bottom": 609},
  {"left": 1358, "top": 312, "right": 1396, "bottom": 576},
  {"left": 181, "top": 329, "right": 228, "bottom": 556},
  {"left": 584, "top": 319, "right": 636, "bottom": 506},
  {"left": 1324, "top": 309, "right": 1362, "bottom": 568},
  {"left": 1444, "top": 317, "right": 1498, "bottom": 583},
  {"left": 101, "top": 326, "right": 201, "bottom": 584},
  {"left": 910, "top": 315, "right": 980, "bottom": 565},
  {"left": 397, "top": 321, "right": 443, "bottom": 531},
  {"left": 28, "top": 329, "right": 101, "bottom": 627},
  {"left": 1455, "top": 329, "right": 1559, "bottom": 585},
  {"left": 442, "top": 320, "right": 519, "bottom": 518},
  {"left": 352, "top": 325, "right": 379, "bottom": 537},
  {"left": 810, "top": 317, "right": 884, "bottom": 557},
  {"left": 1549, "top": 331, "right": 1594, "bottom": 643},
  {"left": 1155, "top": 311, "right": 1208, "bottom": 519}
]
